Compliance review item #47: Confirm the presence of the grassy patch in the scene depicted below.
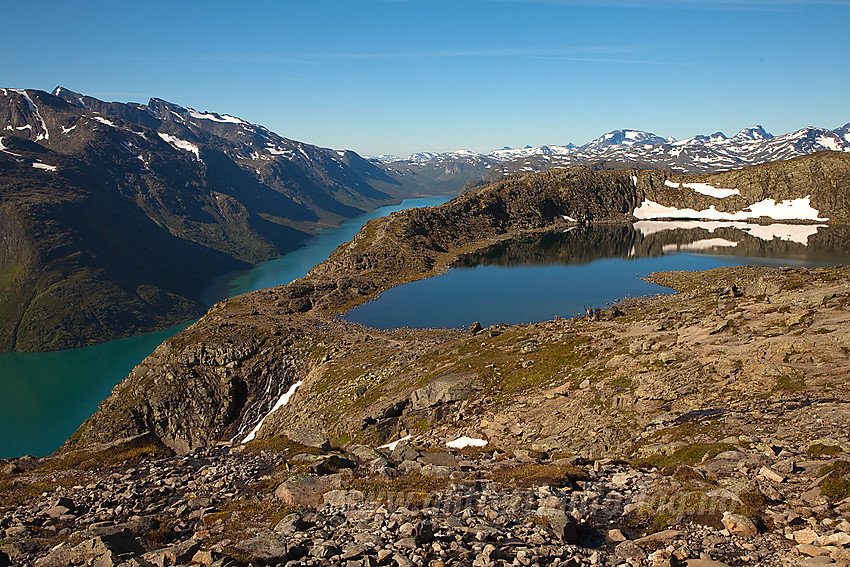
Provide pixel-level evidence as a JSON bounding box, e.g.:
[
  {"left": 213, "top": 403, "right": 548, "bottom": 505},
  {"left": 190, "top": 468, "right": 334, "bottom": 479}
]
[
  {"left": 349, "top": 473, "right": 451, "bottom": 508},
  {"left": 808, "top": 444, "right": 842, "bottom": 458},
  {"left": 487, "top": 463, "right": 589, "bottom": 489},
  {"left": 775, "top": 372, "right": 806, "bottom": 392},
  {"left": 818, "top": 460, "right": 850, "bottom": 500},
  {"left": 632, "top": 442, "right": 736, "bottom": 473},
  {"left": 43, "top": 443, "right": 173, "bottom": 472},
  {"left": 240, "top": 435, "right": 326, "bottom": 456},
  {"left": 821, "top": 477, "right": 850, "bottom": 500}
]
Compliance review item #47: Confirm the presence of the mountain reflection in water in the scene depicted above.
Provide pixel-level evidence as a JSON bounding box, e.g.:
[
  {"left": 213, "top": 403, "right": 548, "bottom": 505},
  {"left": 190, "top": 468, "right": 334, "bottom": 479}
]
[{"left": 346, "top": 222, "right": 850, "bottom": 330}]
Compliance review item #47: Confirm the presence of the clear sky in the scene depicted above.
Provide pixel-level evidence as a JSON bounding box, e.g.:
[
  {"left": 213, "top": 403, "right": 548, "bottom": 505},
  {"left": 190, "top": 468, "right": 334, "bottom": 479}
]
[{"left": 3, "top": 0, "right": 848, "bottom": 156}]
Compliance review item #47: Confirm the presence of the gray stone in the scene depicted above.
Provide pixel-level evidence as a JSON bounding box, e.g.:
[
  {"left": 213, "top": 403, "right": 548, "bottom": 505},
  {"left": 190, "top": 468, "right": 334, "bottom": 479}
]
[
  {"left": 72, "top": 529, "right": 145, "bottom": 562},
  {"left": 310, "top": 541, "right": 340, "bottom": 558},
  {"left": 275, "top": 475, "right": 331, "bottom": 507},
  {"left": 34, "top": 543, "right": 73, "bottom": 567},
  {"left": 391, "top": 441, "right": 420, "bottom": 463},
  {"left": 284, "top": 425, "right": 331, "bottom": 450},
  {"left": 721, "top": 512, "right": 758, "bottom": 537},
  {"left": 418, "top": 452, "right": 458, "bottom": 468},
  {"left": 615, "top": 541, "right": 647, "bottom": 561},
  {"left": 539, "top": 508, "right": 579, "bottom": 544},
  {"left": 347, "top": 444, "right": 383, "bottom": 462},
  {"left": 275, "top": 512, "right": 307, "bottom": 533},
  {"left": 408, "top": 372, "right": 482, "bottom": 410},
  {"left": 235, "top": 533, "right": 290, "bottom": 563}
]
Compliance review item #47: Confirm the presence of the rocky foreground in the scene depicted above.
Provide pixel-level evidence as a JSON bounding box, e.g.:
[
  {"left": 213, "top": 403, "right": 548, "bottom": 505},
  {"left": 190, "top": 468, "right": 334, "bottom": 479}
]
[{"left": 2, "top": 426, "right": 850, "bottom": 567}]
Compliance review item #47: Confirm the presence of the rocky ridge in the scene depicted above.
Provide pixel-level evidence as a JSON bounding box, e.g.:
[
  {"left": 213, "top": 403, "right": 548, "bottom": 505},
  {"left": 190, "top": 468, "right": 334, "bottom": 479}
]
[{"left": 63, "top": 152, "right": 850, "bottom": 455}]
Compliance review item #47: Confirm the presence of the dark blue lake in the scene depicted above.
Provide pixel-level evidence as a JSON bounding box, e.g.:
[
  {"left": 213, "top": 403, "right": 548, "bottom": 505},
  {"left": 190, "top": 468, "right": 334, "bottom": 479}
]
[{"left": 346, "top": 222, "right": 850, "bottom": 329}]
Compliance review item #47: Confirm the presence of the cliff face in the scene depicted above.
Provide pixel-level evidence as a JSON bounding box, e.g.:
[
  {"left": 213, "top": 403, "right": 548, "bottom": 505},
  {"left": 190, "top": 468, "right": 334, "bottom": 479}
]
[{"left": 64, "top": 153, "right": 850, "bottom": 458}]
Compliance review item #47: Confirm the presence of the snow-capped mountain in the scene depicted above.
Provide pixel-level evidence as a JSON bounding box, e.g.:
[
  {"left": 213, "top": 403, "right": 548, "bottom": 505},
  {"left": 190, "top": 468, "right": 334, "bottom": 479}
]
[{"left": 375, "top": 123, "right": 850, "bottom": 188}]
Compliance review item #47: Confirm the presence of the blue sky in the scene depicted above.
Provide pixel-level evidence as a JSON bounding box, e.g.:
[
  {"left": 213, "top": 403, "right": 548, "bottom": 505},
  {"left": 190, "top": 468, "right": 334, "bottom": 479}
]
[{"left": 3, "top": 0, "right": 848, "bottom": 156}]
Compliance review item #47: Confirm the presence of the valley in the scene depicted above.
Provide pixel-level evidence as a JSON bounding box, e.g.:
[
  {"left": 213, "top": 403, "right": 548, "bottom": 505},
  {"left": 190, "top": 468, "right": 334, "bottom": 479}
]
[
  {"left": 2, "top": 152, "right": 849, "bottom": 566},
  {"left": 1, "top": 88, "right": 850, "bottom": 567}
]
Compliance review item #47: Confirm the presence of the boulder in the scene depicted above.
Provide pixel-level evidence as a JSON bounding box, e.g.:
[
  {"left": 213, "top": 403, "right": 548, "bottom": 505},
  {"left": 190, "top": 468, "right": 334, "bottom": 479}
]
[
  {"left": 721, "top": 512, "right": 758, "bottom": 537},
  {"left": 408, "top": 372, "right": 482, "bottom": 410},
  {"left": 236, "top": 533, "right": 291, "bottom": 563},
  {"left": 615, "top": 541, "right": 647, "bottom": 561},
  {"left": 275, "top": 475, "right": 333, "bottom": 507},
  {"left": 538, "top": 507, "right": 578, "bottom": 544},
  {"left": 284, "top": 425, "right": 331, "bottom": 450}
]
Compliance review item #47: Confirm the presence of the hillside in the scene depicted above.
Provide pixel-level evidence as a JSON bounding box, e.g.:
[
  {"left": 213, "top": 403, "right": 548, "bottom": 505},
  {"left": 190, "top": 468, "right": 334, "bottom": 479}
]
[
  {"left": 63, "top": 151, "right": 850, "bottom": 453},
  {"left": 1, "top": 152, "right": 848, "bottom": 567},
  {"left": 0, "top": 88, "right": 407, "bottom": 351}
]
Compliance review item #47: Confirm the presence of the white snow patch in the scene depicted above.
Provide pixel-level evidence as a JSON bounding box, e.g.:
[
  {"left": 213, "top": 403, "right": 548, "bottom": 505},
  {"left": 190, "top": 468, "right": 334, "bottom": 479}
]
[
  {"left": 266, "top": 146, "right": 294, "bottom": 157},
  {"left": 158, "top": 133, "right": 200, "bottom": 160},
  {"left": 633, "top": 196, "right": 826, "bottom": 222},
  {"left": 61, "top": 124, "right": 77, "bottom": 134},
  {"left": 241, "top": 380, "right": 304, "bottom": 444},
  {"left": 378, "top": 435, "right": 413, "bottom": 451},
  {"left": 561, "top": 214, "right": 577, "bottom": 222},
  {"left": 662, "top": 238, "right": 738, "bottom": 253},
  {"left": 664, "top": 180, "right": 740, "bottom": 198},
  {"left": 298, "top": 147, "right": 311, "bottom": 161},
  {"left": 32, "top": 162, "right": 57, "bottom": 172},
  {"left": 11, "top": 89, "right": 49, "bottom": 141},
  {"left": 446, "top": 436, "right": 487, "bottom": 449},
  {"left": 633, "top": 220, "right": 825, "bottom": 245},
  {"left": 816, "top": 135, "right": 842, "bottom": 152},
  {"left": 187, "top": 109, "right": 246, "bottom": 124},
  {"left": 92, "top": 116, "right": 117, "bottom": 127},
  {"left": 0, "top": 137, "right": 21, "bottom": 157},
  {"left": 15, "top": 125, "right": 32, "bottom": 131},
  {"left": 631, "top": 175, "right": 638, "bottom": 187}
]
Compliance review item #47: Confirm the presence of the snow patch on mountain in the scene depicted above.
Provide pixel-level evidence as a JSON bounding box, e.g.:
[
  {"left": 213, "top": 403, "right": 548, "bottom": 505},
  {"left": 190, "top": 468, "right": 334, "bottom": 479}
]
[
  {"left": 11, "top": 89, "right": 49, "bottom": 141},
  {"left": 32, "top": 162, "right": 57, "bottom": 172},
  {"left": 186, "top": 109, "right": 246, "bottom": 124},
  {"left": 633, "top": 196, "right": 827, "bottom": 222},
  {"left": 663, "top": 238, "right": 738, "bottom": 253},
  {"left": 241, "top": 380, "right": 304, "bottom": 444},
  {"left": 158, "top": 133, "right": 200, "bottom": 160}
]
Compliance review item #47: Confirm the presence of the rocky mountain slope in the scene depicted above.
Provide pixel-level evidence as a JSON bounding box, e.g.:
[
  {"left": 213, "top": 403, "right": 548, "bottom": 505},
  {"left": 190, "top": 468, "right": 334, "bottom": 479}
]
[
  {"left": 1, "top": 151, "right": 848, "bottom": 567},
  {"left": 0, "top": 87, "right": 407, "bottom": 351},
  {"left": 62, "top": 151, "right": 850, "bottom": 454},
  {"left": 376, "top": 122, "right": 850, "bottom": 191}
]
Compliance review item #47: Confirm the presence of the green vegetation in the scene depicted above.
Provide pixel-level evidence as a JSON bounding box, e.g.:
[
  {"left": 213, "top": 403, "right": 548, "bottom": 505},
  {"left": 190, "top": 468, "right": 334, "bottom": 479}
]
[
  {"left": 487, "top": 462, "right": 589, "bottom": 489},
  {"left": 633, "top": 442, "right": 736, "bottom": 473},
  {"left": 808, "top": 443, "right": 843, "bottom": 458}
]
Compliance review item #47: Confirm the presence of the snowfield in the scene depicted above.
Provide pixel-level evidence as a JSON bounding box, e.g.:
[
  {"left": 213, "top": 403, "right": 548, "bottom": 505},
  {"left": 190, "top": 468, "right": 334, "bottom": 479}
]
[
  {"left": 633, "top": 196, "right": 827, "bottom": 222},
  {"left": 158, "top": 133, "right": 201, "bottom": 160}
]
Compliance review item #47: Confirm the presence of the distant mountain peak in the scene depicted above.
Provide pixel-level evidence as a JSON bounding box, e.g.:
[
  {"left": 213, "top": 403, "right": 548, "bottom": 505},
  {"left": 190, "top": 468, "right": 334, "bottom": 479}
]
[{"left": 732, "top": 125, "right": 772, "bottom": 141}]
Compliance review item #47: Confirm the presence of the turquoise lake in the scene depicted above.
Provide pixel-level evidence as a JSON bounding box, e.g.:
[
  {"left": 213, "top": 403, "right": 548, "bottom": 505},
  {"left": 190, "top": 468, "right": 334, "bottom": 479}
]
[{"left": 0, "top": 196, "right": 450, "bottom": 459}]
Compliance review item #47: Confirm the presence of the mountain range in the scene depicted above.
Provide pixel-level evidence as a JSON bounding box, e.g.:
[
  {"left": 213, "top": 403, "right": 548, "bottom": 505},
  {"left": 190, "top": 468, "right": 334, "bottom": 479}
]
[
  {"left": 0, "top": 87, "right": 411, "bottom": 351},
  {"left": 374, "top": 122, "right": 850, "bottom": 189}
]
